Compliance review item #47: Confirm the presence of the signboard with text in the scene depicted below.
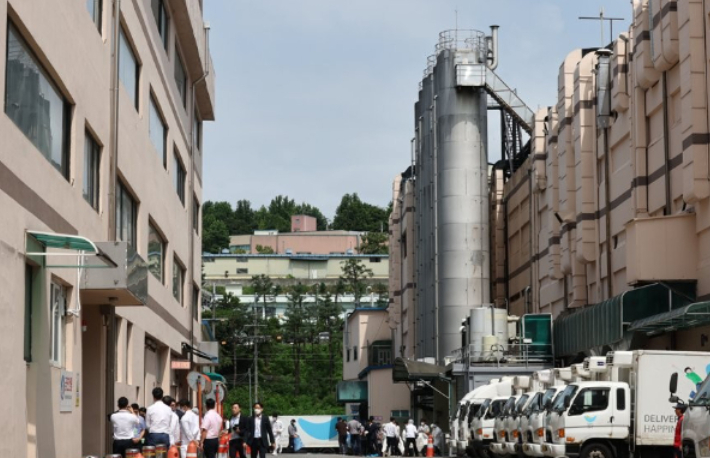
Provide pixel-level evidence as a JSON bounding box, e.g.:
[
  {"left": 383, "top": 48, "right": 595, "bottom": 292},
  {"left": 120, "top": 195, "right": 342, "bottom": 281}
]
[{"left": 60, "top": 371, "right": 74, "bottom": 412}]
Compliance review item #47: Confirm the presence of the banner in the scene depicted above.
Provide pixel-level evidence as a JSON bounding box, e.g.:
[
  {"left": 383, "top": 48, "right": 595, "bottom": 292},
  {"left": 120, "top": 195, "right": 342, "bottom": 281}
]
[{"left": 60, "top": 370, "right": 74, "bottom": 412}]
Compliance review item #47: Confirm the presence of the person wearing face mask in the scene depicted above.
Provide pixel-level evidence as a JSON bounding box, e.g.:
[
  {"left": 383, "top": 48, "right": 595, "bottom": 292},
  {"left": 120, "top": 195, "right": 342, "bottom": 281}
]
[{"left": 246, "top": 402, "right": 274, "bottom": 458}]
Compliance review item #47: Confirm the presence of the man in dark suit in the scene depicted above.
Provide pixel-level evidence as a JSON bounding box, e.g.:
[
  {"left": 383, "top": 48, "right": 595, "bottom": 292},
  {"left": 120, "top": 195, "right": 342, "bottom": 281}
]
[{"left": 245, "top": 402, "right": 274, "bottom": 458}]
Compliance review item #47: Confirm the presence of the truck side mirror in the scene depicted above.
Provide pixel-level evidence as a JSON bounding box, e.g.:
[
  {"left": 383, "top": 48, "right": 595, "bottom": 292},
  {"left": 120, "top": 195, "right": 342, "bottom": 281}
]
[
  {"left": 563, "top": 396, "right": 571, "bottom": 409},
  {"left": 669, "top": 372, "right": 678, "bottom": 395},
  {"left": 543, "top": 398, "right": 552, "bottom": 410}
]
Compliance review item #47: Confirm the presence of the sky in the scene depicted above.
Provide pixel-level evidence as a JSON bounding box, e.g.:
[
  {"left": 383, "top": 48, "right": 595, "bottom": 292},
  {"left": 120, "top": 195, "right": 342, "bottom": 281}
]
[{"left": 202, "top": 1, "right": 631, "bottom": 219}]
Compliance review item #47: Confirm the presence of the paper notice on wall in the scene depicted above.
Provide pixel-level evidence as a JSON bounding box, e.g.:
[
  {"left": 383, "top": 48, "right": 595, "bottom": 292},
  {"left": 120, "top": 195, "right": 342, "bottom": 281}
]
[
  {"left": 60, "top": 370, "right": 74, "bottom": 412},
  {"left": 75, "top": 372, "right": 80, "bottom": 408}
]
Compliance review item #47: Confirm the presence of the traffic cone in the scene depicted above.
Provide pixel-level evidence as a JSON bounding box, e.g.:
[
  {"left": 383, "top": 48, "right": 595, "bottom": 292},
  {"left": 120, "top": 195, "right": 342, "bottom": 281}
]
[
  {"left": 168, "top": 444, "right": 180, "bottom": 458},
  {"left": 187, "top": 441, "right": 198, "bottom": 458},
  {"left": 426, "top": 435, "right": 434, "bottom": 458},
  {"left": 217, "top": 433, "right": 229, "bottom": 458}
]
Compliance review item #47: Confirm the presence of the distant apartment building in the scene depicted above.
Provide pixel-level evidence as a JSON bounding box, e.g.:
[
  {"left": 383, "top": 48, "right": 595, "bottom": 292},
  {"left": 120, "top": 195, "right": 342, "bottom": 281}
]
[
  {"left": 0, "top": 0, "right": 215, "bottom": 456},
  {"left": 339, "top": 308, "right": 410, "bottom": 421},
  {"left": 229, "top": 229, "right": 364, "bottom": 255},
  {"left": 389, "top": 1, "right": 710, "bottom": 374},
  {"left": 291, "top": 214, "right": 317, "bottom": 232},
  {"left": 203, "top": 253, "right": 389, "bottom": 317}
]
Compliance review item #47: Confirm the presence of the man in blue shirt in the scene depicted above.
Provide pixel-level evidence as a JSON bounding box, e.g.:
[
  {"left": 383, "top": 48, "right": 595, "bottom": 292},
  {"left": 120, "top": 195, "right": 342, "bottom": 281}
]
[{"left": 131, "top": 403, "right": 146, "bottom": 445}]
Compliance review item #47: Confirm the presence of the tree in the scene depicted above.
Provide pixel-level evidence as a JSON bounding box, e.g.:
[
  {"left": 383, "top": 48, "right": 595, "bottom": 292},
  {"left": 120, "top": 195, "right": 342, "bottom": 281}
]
[
  {"left": 283, "top": 282, "right": 310, "bottom": 395},
  {"left": 331, "top": 193, "right": 389, "bottom": 232},
  {"left": 233, "top": 199, "right": 257, "bottom": 235},
  {"left": 372, "top": 282, "right": 389, "bottom": 308},
  {"left": 359, "top": 231, "right": 389, "bottom": 254},
  {"left": 202, "top": 213, "right": 230, "bottom": 253},
  {"left": 203, "top": 201, "right": 237, "bottom": 233},
  {"left": 340, "top": 258, "right": 374, "bottom": 305},
  {"left": 255, "top": 245, "right": 275, "bottom": 254}
]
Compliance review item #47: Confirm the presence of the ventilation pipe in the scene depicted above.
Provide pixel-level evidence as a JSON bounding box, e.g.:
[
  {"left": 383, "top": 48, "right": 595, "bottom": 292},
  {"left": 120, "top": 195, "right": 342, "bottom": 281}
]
[{"left": 488, "top": 25, "right": 499, "bottom": 70}]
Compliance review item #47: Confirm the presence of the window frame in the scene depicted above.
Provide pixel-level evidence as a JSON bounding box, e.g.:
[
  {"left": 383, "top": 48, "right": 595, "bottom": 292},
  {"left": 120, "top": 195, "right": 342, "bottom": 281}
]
[
  {"left": 173, "top": 148, "right": 186, "bottom": 205},
  {"left": 5, "top": 22, "right": 72, "bottom": 179},
  {"left": 86, "top": 0, "right": 102, "bottom": 32},
  {"left": 172, "top": 255, "right": 185, "bottom": 305},
  {"left": 174, "top": 42, "right": 187, "bottom": 108},
  {"left": 151, "top": 0, "right": 170, "bottom": 50},
  {"left": 192, "top": 195, "right": 200, "bottom": 233},
  {"left": 116, "top": 179, "right": 138, "bottom": 248},
  {"left": 24, "top": 264, "right": 34, "bottom": 363},
  {"left": 148, "top": 222, "right": 166, "bottom": 283},
  {"left": 83, "top": 130, "right": 102, "bottom": 211},
  {"left": 568, "top": 387, "right": 610, "bottom": 416},
  {"left": 118, "top": 25, "right": 140, "bottom": 110},
  {"left": 149, "top": 92, "right": 167, "bottom": 166},
  {"left": 193, "top": 110, "right": 202, "bottom": 151},
  {"left": 49, "top": 281, "right": 67, "bottom": 367}
]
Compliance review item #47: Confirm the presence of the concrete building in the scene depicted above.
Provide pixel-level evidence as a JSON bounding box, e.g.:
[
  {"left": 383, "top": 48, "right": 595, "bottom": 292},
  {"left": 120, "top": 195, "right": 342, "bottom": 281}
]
[
  {"left": 340, "top": 308, "right": 410, "bottom": 421},
  {"left": 203, "top": 253, "right": 389, "bottom": 317},
  {"left": 390, "top": 0, "right": 710, "bottom": 378},
  {"left": 0, "top": 0, "right": 215, "bottom": 456},
  {"left": 229, "top": 229, "right": 363, "bottom": 255},
  {"left": 291, "top": 214, "right": 317, "bottom": 232}
]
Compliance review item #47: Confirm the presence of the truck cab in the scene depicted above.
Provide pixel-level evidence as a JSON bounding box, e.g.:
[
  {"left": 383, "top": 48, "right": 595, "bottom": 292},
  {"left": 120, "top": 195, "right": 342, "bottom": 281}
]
[
  {"left": 542, "top": 381, "right": 630, "bottom": 458},
  {"left": 505, "top": 393, "right": 533, "bottom": 455},
  {"left": 670, "top": 371, "right": 710, "bottom": 458},
  {"left": 491, "top": 395, "right": 519, "bottom": 455},
  {"left": 472, "top": 397, "right": 508, "bottom": 458},
  {"left": 518, "top": 391, "right": 543, "bottom": 455},
  {"left": 522, "top": 386, "right": 564, "bottom": 457}
]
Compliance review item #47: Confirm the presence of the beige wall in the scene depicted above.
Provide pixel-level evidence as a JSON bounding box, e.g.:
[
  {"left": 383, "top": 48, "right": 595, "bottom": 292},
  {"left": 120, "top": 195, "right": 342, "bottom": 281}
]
[
  {"left": 367, "top": 369, "right": 410, "bottom": 421},
  {"left": 230, "top": 231, "right": 364, "bottom": 255},
  {"left": 498, "top": 0, "right": 710, "bottom": 354},
  {"left": 0, "top": 0, "right": 215, "bottom": 456},
  {"left": 343, "top": 310, "right": 392, "bottom": 381}
]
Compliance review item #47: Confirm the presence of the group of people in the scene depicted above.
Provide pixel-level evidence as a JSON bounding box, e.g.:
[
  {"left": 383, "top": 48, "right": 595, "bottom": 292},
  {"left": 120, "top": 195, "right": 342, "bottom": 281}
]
[
  {"left": 110, "top": 388, "right": 298, "bottom": 458},
  {"left": 334, "top": 417, "right": 443, "bottom": 457}
]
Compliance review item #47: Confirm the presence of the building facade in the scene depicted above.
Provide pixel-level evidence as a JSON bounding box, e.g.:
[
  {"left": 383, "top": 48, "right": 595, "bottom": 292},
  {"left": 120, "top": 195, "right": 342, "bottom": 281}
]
[
  {"left": 229, "top": 230, "right": 364, "bottom": 255},
  {"left": 0, "top": 0, "right": 215, "bottom": 456}
]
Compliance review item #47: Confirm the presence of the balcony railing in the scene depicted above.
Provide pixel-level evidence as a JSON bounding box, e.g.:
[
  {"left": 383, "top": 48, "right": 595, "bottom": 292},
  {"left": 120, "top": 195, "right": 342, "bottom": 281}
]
[{"left": 452, "top": 342, "right": 553, "bottom": 368}]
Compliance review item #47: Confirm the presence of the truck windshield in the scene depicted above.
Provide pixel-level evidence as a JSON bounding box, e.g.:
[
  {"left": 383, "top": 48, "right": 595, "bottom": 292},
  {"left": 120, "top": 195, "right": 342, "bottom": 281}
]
[
  {"left": 692, "top": 376, "right": 710, "bottom": 405},
  {"left": 476, "top": 399, "right": 492, "bottom": 418},
  {"left": 502, "top": 397, "right": 516, "bottom": 416},
  {"left": 539, "top": 388, "right": 556, "bottom": 412},
  {"left": 524, "top": 392, "right": 542, "bottom": 415},
  {"left": 486, "top": 400, "right": 506, "bottom": 419},
  {"left": 468, "top": 404, "right": 482, "bottom": 425},
  {"left": 553, "top": 385, "right": 578, "bottom": 411},
  {"left": 514, "top": 394, "right": 530, "bottom": 415}
]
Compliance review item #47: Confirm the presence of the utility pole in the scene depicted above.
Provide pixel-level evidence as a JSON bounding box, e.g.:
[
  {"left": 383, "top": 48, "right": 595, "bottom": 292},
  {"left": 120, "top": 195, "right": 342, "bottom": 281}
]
[{"left": 579, "top": 7, "right": 624, "bottom": 48}]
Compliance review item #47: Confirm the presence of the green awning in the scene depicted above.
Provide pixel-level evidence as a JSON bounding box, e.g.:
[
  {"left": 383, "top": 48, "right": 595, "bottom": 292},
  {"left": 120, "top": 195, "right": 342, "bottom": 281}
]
[
  {"left": 203, "top": 371, "right": 227, "bottom": 384},
  {"left": 554, "top": 283, "right": 694, "bottom": 357},
  {"left": 336, "top": 380, "right": 368, "bottom": 402},
  {"left": 629, "top": 301, "right": 710, "bottom": 335},
  {"left": 26, "top": 230, "right": 117, "bottom": 268},
  {"left": 392, "top": 357, "right": 447, "bottom": 382}
]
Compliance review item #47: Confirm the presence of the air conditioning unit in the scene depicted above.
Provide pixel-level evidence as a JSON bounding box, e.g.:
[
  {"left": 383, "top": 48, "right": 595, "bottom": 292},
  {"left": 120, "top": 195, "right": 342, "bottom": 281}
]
[
  {"left": 571, "top": 363, "right": 590, "bottom": 379},
  {"left": 514, "top": 376, "right": 531, "bottom": 389},
  {"left": 554, "top": 368, "right": 572, "bottom": 382},
  {"left": 587, "top": 356, "right": 608, "bottom": 373},
  {"left": 536, "top": 370, "right": 552, "bottom": 384},
  {"left": 608, "top": 351, "right": 634, "bottom": 368}
]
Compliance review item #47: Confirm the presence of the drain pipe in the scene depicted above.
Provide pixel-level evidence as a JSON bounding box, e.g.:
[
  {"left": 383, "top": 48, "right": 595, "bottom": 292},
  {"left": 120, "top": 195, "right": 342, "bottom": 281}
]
[
  {"left": 661, "top": 72, "right": 671, "bottom": 215},
  {"left": 188, "top": 23, "right": 211, "bottom": 373}
]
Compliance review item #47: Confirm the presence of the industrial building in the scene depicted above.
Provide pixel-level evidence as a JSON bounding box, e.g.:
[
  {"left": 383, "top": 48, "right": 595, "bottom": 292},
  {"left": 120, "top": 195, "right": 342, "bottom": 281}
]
[
  {"left": 0, "top": 0, "right": 216, "bottom": 456},
  {"left": 389, "top": 0, "right": 710, "bottom": 423}
]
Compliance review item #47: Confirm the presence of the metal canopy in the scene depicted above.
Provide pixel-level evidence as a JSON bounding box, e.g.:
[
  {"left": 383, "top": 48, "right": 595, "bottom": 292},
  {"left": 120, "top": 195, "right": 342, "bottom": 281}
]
[
  {"left": 392, "top": 357, "right": 447, "bottom": 382},
  {"left": 203, "top": 371, "right": 227, "bottom": 384},
  {"left": 26, "top": 230, "right": 117, "bottom": 268},
  {"left": 628, "top": 302, "right": 710, "bottom": 335}
]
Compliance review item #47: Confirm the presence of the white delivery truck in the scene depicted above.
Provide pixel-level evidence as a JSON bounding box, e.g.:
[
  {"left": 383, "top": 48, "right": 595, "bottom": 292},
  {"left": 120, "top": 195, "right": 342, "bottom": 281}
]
[
  {"left": 668, "top": 361, "right": 710, "bottom": 458},
  {"left": 490, "top": 395, "right": 520, "bottom": 455},
  {"left": 542, "top": 350, "right": 710, "bottom": 458},
  {"left": 472, "top": 396, "right": 510, "bottom": 458},
  {"left": 450, "top": 379, "right": 513, "bottom": 456}
]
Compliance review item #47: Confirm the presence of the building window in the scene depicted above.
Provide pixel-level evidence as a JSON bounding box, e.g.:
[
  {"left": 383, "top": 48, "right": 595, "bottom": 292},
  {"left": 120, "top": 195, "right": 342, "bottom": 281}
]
[
  {"left": 118, "top": 26, "right": 139, "bottom": 109},
  {"left": 5, "top": 23, "right": 71, "bottom": 179},
  {"left": 148, "top": 223, "right": 165, "bottom": 283},
  {"left": 236, "top": 268, "right": 248, "bottom": 274},
  {"left": 193, "top": 111, "right": 202, "bottom": 151},
  {"left": 24, "top": 264, "right": 34, "bottom": 363},
  {"left": 173, "top": 256, "right": 185, "bottom": 305},
  {"left": 192, "top": 284, "right": 200, "bottom": 321},
  {"left": 116, "top": 180, "right": 137, "bottom": 248},
  {"left": 151, "top": 0, "right": 169, "bottom": 50},
  {"left": 86, "top": 0, "right": 102, "bottom": 32},
  {"left": 192, "top": 195, "right": 200, "bottom": 233},
  {"left": 149, "top": 94, "right": 167, "bottom": 165},
  {"left": 173, "top": 149, "right": 186, "bottom": 205},
  {"left": 50, "top": 282, "right": 67, "bottom": 366},
  {"left": 83, "top": 131, "right": 101, "bottom": 211},
  {"left": 346, "top": 348, "right": 350, "bottom": 362},
  {"left": 174, "top": 45, "right": 187, "bottom": 108},
  {"left": 353, "top": 345, "right": 358, "bottom": 361}
]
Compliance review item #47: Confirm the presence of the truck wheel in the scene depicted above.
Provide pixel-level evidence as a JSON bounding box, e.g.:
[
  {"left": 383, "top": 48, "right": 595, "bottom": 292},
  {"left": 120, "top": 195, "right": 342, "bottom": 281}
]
[
  {"left": 580, "top": 443, "right": 613, "bottom": 458},
  {"left": 683, "top": 443, "right": 696, "bottom": 458}
]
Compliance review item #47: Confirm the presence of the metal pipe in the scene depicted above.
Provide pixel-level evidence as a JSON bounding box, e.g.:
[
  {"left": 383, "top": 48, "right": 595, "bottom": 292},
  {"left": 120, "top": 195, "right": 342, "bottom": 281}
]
[
  {"left": 488, "top": 25, "right": 499, "bottom": 70},
  {"left": 108, "top": 0, "right": 121, "bottom": 241},
  {"left": 189, "top": 22, "right": 211, "bottom": 372},
  {"left": 661, "top": 72, "right": 671, "bottom": 215}
]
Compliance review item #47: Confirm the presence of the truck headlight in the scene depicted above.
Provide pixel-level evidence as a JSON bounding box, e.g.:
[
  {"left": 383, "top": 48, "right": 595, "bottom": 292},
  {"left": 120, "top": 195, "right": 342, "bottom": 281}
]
[
  {"left": 557, "top": 428, "right": 565, "bottom": 439},
  {"left": 512, "top": 431, "right": 519, "bottom": 438},
  {"left": 499, "top": 430, "right": 506, "bottom": 438},
  {"left": 476, "top": 429, "right": 483, "bottom": 436},
  {"left": 536, "top": 428, "right": 544, "bottom": 437}
]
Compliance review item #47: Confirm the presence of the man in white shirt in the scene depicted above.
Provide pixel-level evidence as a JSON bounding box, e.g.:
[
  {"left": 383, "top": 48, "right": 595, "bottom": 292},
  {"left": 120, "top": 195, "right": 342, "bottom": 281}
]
[
  {"left": 110, "top": 397, "right": 139, "bottom": 458},
  {"left": 179, "top": 399, "right": 200, "bottom": 458},
  {"left": 271, "top": 414, "right": 284, "bottom": 456},
  {"left": 146, "top": 387, "right": 173, "bottom": 447},
  {"left": 166, "top": 397, "right": 181, "bottom": 447},
  {"left": 383, "top": 417, "right": 399, "bottom": 457},
  {"left": 404, "top": 420, "right": 418, "bottom": 457}
]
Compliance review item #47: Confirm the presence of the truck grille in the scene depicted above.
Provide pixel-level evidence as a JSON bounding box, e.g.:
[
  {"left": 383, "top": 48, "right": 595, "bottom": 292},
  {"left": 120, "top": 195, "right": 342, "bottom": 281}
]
[
  {"left": 545, "top": 431, "right": 552, "bottom": 443},
  {"left": 606, "top": 354, "right": 614, "bottom": 364}
]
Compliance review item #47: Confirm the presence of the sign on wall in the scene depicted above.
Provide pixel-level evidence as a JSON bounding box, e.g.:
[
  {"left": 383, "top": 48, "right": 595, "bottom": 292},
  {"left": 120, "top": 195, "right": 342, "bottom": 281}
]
[{"left": 60, "top": 370, "right": 74, "bottom": 412}]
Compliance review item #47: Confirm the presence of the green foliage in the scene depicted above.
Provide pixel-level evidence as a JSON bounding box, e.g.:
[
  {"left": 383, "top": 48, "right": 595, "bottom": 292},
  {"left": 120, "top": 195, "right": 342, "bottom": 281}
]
[
  {"left": 294, "top": 203, "right": 328, "bottom": 231},
  {"left": 233, "top": 200, "right": 258, "bottom": 235},
  {"left": 340, "top": 258, "right": 374, "bottom": 304},
  {"left": 255, "top": 244, "right": 275, "bottom": 254},
  {"left": 202, "top": 211, "right": 230, "bottom": 254},
  {"left": 359, "top": 231, "right": 389, "bottom": 254},
  {"left": 332, "top": 193, "right": 389, "bottom": 232}
]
